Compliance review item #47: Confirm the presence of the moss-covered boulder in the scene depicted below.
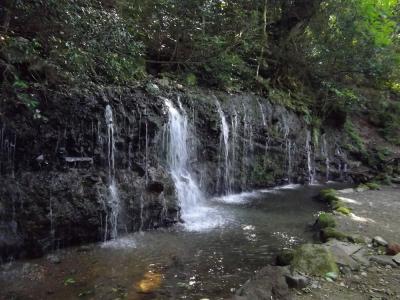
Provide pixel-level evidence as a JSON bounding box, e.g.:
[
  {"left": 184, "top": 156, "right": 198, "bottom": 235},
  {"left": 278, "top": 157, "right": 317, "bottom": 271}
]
[
  {"left": 320, "top": 228, "right": 350, "bottom": 242},
  {"left": 320, "top": 189, "right": 338, "bottom": 204},
  {"left": 335, "top": 206, "right": 351, "bottom": 215},
  {"left": 316, "top": 213, "right": 336, "bottom": 228},
  {"left": 276, "top": 249, "right": 295, "bottom": 266},
  {"left": 365, "top": 182, "right": 381, "bottom": 190},
  {"left": 291, "top": 244, "right": 339, "bottom": 276}
]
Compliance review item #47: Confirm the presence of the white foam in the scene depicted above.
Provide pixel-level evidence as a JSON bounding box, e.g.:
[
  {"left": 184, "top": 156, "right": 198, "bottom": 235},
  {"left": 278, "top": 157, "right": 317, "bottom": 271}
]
[
  {"left": 181, "top": 206, "right": 227, "bottom": 232},
  {"left": 212, "top": 191, "right": 259, "bottom": 204},
  {"left": 101, "top": 236, "right": 137, "bottom": 249},
  {"left": 273, "top": 184, "right": 301, "bottom": 190}
]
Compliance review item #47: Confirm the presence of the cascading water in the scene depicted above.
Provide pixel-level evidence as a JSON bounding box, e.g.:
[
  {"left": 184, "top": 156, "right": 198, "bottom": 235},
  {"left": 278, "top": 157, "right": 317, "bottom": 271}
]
[
  {"left": 321, "top": 135, "right": 330, "bottom": 181},
  {"left": 164, "top": 97, "right": 223, "bottom": 231},
  {"left": 257, "top": 99, "right": 267, "bottom": 127},
  {"left": 230, "top": 109, "right": 239, "bottom": 190},
  {"left": 216, "top": 100, "right": 231, "bottom": 194},
  {"left": 286, "top": 139, "right": 292, "bottom": 183},
  {"left": 306, "top": 130, "right": 316, "bottom": 184},
  {"left": 105, "top": 104, "right": 120, "bottom": 240}
]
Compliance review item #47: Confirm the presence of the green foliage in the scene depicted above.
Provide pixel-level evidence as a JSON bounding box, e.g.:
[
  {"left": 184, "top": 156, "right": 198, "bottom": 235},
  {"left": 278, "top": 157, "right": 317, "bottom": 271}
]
[
  {"left": 64, "top": 277, "right": 76, "bottom": 286},
  {"left": 12, "top": 77, "right": 39, "bottom": 110},
  {"left": 344, "top": 120, "right": 366, "bottom": 154},
  {"left": 2, "top": 0, "right": 399, "bottom": 132},
  {"left": 1, "top": 0, "right": 145, "bottom": 86},
  {"left": 185, "top": 73, "right": 197, "bottom": 87},
  {"left": 370, "top": 99, "right": 400, "bottom": 145}
]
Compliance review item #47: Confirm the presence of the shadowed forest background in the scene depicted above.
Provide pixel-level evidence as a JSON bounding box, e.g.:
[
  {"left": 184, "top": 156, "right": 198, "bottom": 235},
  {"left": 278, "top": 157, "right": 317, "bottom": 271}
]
[{"left": 1, "top": 1, "right": 399, "bottom": 141}]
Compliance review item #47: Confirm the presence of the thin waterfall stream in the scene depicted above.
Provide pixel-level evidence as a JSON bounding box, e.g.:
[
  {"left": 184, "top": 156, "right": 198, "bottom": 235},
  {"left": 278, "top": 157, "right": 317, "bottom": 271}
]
[
  {"left": 216, "top": 100, "right": 231, "bottom": 194},
  {"left": 105, "top": 104, "right": 120, "bottom": 240}
]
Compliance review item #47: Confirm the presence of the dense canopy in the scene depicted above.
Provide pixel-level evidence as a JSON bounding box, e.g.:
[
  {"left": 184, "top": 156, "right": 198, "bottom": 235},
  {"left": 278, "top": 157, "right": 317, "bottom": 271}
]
[{"left": 0, "top": 0, "right": 399, "bottom": 143}]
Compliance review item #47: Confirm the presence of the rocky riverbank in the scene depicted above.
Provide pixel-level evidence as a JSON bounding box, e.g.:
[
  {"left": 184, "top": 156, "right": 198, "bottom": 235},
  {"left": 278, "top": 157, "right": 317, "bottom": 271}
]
[{"left": 233, "top": 183, "right": 400, "bottom": 300}]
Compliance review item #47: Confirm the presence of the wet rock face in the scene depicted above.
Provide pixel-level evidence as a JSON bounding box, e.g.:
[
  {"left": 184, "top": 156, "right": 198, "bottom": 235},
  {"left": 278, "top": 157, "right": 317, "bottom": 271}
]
[
  {"left": 185, "top": 91, "right": 349, "bottom": 194},
  {"left": 0, "top": 87, "right": 179, "bottom": 261},
  {"left": 0, "top": 85, "right": 351, "bottom": 261}
]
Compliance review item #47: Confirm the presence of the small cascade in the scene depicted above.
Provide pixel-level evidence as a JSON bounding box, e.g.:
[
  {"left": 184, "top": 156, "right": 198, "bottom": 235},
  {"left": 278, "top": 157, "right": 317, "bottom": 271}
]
[
  {"left": 230, "top": 109, "right": 239, "bottom": 190},
  {"left": 216, "top": 100, "right": 231, "bottom": 194},
  {"left": 49, "top": 196, "right": 55, "bottom": 249},
  {"left": 0, "top": 126, "right": 16, "bottom": 177},
  {"left": 105, "top": 104, "right": 120, "bottom": 240},
  {"left": 306, "top": 130, "right": 316, "bottom": 184},
  {"left": 257, "top": 99, "right": 267, "bottom": 127},
  {"left": 164, "top": 97, "right": 222, "bottom": 231},
  {"left": 145, "top": 112, "right": 149, "bottom": 185},
  {"left": 280, "top": 116, "right": 292, "bottom": 182},
  {"left": 160, "top": 192, "right": 168, "bottom": 222},
  {"left": 241, "top": 105, "right": 248, "bottom": 188},
  {"left": 286, "top": 139, "right": 292, "bottom": 183},
  {"left": 139, "top": 193, "right": 144, "bottom": 231},
  {"left": 321, "top": 135, "right": 330, "bottom": 181}
]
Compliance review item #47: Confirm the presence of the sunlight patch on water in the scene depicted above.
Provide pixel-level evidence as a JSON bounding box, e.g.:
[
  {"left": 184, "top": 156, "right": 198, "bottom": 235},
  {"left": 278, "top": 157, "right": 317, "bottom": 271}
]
[
  {"left": 242, "top": 224, "right": 257, "bottom": 242},
  {"left": 272, "top": 231, "right": 302, "bottom": 247},
  {"left": 135, "top": 271, "right": 163, "bottom": 293},
  {"left": 338, "top": 196, "right": 361, "bottom": 205},
  {"left": 349, "top": 213, "right": 376, "bottom": 223}
]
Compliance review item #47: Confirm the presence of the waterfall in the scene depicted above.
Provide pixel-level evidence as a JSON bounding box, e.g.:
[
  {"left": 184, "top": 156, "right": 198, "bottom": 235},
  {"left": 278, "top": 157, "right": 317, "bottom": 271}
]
[
  {"left": 145, "top": 115, "right": 149, "bottom": 185},
  {"left": 306, "top": 130, "right": 316, "bottom": 184},
  {"left": 286, "top": 139, "right": 292, "bottom": 183},
  {"left": 231, "top": 109, "right": 239, "bottom": 191},
  {"left": 321, "top": 135, "right": 330, "bottom": 181},
  {"left": 257, "top": 99, "right": 267, "bottom": 127},
  {"left": 216, "top": 100, "right": 231, "bottom": 194},
  {"left": 105, "top": 104, "right": 120, "bottom": 240},
  {"left": 164, "top": 97, "right": 222, "bottom": 231}
]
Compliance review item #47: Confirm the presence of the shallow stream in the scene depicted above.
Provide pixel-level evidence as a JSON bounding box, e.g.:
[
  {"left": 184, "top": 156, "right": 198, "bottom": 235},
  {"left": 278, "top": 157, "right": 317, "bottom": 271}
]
[{"left": 0, "top": 184, "right": 345, "bottom": 300}]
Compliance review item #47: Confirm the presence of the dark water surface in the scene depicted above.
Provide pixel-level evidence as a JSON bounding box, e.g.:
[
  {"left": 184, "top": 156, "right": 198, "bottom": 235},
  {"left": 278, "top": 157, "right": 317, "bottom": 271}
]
[{"left": 0, "top": 184, "right": 345, "bottom": 300}]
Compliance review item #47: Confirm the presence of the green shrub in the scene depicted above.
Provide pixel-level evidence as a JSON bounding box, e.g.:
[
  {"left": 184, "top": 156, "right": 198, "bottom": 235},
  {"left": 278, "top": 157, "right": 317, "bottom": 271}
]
[{"left": 344, "top": 120, "right": 366, "bottom": 154}]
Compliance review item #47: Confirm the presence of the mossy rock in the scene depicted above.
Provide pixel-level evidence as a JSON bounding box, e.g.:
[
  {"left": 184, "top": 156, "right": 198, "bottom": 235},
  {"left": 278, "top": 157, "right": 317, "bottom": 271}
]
[
  {"left": 276, "top": 249, "right": 294, "bottom": 266},
  {"left": 365, "top": 182, "right": 381, "bottom": 190},
  {"left": 320, "top": 189, "right": 339, "bottom": 204},
  {"left": 291, "top": 244, "right": 339, "bottom": 276},
  {"left": 145, "top": 82, "right": 160, "bottom": 96},
  {"left": 331, "top": 199, "right": 345, "bottom": 210},
  {"left": 320, "top": 227, "right": 349, "bottom": 242},
  {"left": 317, "top": 213, "right": 336, "bottom": 228},
  {"left": 335, "top": 206, "right": 351, "bottom": 215}
]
